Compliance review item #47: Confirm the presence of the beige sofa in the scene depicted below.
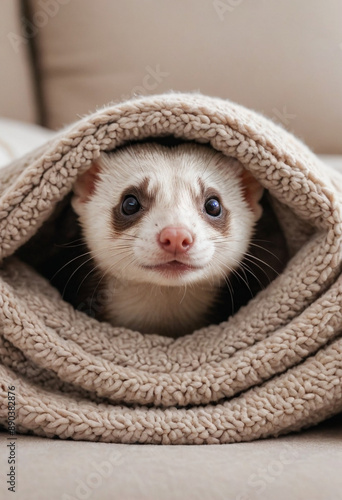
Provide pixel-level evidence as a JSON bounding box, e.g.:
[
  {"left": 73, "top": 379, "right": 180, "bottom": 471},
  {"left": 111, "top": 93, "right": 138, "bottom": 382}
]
[{"left": 1, "top": 1, "right": 342, "bottom": 498}]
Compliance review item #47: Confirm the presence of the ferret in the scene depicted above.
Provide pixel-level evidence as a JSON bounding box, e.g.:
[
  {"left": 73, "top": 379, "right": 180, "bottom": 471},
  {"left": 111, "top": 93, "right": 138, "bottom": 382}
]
[{"left": 71, "top": 142, "right": 264, "bottom": 337}]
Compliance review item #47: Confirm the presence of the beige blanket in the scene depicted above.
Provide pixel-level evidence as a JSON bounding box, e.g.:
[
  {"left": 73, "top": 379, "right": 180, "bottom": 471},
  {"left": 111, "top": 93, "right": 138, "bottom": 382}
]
[{"left": 0, "top": 93, "right": 341, "bottom": 444}]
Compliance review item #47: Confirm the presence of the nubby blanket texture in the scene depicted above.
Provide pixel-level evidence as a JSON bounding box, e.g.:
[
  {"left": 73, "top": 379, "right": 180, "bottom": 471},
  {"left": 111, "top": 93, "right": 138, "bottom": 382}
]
[{"left": 0, "top": 93, "right": 341, "bottom": 444}]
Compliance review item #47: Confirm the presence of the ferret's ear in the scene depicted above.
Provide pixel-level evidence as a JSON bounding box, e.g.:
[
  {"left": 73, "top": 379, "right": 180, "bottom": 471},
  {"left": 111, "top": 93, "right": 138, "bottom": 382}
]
[
  {"left": 71, "top": 162, "right": 100, "bottom": 215},
  {"left": 240, "top": 169, "right": 264, "bottom": 221}
]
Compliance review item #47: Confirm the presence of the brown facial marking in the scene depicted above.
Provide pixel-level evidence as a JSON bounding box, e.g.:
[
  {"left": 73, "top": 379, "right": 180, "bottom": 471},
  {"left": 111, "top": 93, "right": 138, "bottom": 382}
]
[
  {"left": 196, "top": 178, "right": 230, "bottom": 235},
  {"left": 75, "top": 162, "right": 101, "bottom": 203},
  {"left": 240, "top": 169, "right": 264, "bottom": 219},
  {"left": 112, "top": 177, "right": 156, "bottom": 234}
]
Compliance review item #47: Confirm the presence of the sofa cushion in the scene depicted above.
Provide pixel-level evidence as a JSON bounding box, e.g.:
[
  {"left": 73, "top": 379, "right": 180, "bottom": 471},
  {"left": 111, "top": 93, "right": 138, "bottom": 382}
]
[
  {"left": 0, "top": 118, "right": 53, "bottom": 167},
  {"left": 0, "top": 1, "right": 38, "bottom": 123},
  {"left": 29, "top": 0, "right": 342, "bottom": 154}
]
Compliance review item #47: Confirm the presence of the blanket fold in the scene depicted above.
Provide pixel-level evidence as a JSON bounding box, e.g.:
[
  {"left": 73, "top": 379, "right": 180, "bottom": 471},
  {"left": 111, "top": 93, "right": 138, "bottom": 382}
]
[{"left": 0, "top": 93, "right": 341, "bottom": 444}]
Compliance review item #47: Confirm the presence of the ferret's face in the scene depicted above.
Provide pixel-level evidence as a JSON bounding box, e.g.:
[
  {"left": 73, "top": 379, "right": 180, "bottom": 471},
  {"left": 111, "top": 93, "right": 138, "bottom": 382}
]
[{"left": 72, "top": 143, "right": 263, "bottom": 287}]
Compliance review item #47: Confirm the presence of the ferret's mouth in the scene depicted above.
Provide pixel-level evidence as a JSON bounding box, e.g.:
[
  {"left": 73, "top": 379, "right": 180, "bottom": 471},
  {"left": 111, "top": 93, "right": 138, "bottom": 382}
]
[{"left": 142, "top": 260, "right": 200, "bottom": 274}]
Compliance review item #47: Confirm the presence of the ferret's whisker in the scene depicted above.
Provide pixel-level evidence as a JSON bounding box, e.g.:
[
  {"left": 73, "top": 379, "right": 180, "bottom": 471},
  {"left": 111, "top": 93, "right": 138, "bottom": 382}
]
[
  {"left": 51, "top": 245, "right": 121, "bottom": 282},
  {"left": 238, "top": 261, "right": 265, "bottom": 290},
  {"left": 248, "top": 241, "right": 282, "bottom": 261},
  {"left": 62, "top": 256, "right": 95, "bottom": 297},
  {"left": 215, "top": 266, "right": 235, "bottom": 314},
  {"left": 244, "top": 252, "right": 280, "bottom": 276},
  {"left": 75, "top": 264, "right": 100, "bottom": 296},
  {"left": 119, "top": 256, "right": 140, "bottom": 276},
  {"left": 179, "top": 283, "right": 187, "bottom": 305},
  {"left": 214, "top": 253, "right": 252, "bottom": 294},
  {"left": 236, "top": 262, "right": 250, "bottom": 288},
  {"left": 54, "top": 238, "right": 86, "bottom": 249},
  {"left": 89, "top": 269, "right": 111, "bottom": 313},
  {"left": 207, "top": 259, "right": 235, "bottom": 302},
  {"left": 231, "top": 268, "right": 254, "bottom": 298},
  {"left": 241, "top": 256, "right": 275, "bottom": 284},
  {"left": 228, "top": 252, "right": 268, "bottom": 293},
  {"left": 51, "top": 251, "right": 94, "bottom": 281}
]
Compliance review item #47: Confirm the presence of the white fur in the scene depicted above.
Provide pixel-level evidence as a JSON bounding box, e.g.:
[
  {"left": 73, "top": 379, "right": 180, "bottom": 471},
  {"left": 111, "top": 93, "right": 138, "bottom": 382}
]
[{"left": 72, "top": 143, "right": 262, "bottom": 336}]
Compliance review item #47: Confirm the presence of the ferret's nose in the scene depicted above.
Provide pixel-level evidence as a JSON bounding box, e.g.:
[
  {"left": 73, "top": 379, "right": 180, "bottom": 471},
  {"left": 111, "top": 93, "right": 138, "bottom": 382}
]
[{"left": 159, "top": 227, "right": 194, "bottom": 254}]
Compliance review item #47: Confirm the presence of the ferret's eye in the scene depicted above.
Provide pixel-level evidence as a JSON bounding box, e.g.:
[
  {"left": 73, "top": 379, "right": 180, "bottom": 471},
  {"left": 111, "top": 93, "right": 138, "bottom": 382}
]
[
  {"left": 205, "top": 198, "right": 221, "bottom": 217},
  {"left": 122, "top": 195, "right": 141, "bottom": 215}
]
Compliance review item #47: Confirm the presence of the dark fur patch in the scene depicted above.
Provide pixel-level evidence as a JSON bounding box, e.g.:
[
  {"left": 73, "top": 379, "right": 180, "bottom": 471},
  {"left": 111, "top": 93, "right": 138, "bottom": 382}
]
[
  {"left": 196, "top": 178, "right": 230, "bottom": 235},
  {"left": 112, "top": 177, "right": 156, "bottom": 233}
]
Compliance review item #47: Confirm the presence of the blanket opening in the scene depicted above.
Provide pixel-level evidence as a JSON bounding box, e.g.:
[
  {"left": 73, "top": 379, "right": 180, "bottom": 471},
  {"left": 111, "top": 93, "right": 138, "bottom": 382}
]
[{"left": 0, "top": 93, "right": 341, "bottom": 445}]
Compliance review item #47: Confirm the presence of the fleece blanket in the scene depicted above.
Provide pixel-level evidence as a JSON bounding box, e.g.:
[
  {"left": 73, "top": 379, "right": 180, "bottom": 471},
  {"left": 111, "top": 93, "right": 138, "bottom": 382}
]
[{"left": 0, "top": 93, "right": 341, "bottom": 444}]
